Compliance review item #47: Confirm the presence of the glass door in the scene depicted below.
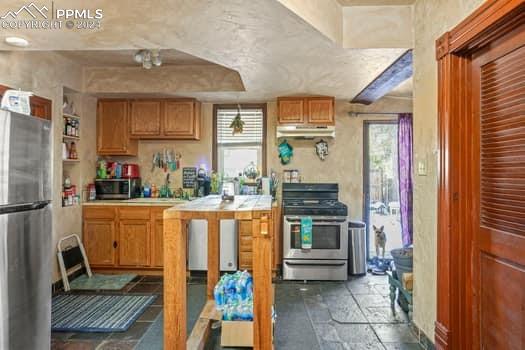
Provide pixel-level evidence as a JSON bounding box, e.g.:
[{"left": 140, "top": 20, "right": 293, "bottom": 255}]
[{"left": 363, "top": 121, "right": 401, "bottom": 259}]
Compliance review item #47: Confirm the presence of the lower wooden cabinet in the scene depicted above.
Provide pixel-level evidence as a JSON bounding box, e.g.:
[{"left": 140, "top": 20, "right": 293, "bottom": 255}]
[
  {"left": 83, "top": 206, "right": 167, "bottom": 271},
  {"left": 119, "top": 220, "right": 150, "bottom": 267},
  {"left": 83, "top": 219, "right": 117, "bottom": 266},
  {"left": 238, "top": 220, "right": 253, "bottom": 270},
  {"left": 83, "top": 204, "right": 282, "bottom": 273},
  {"left": 238, "top": 205, "right": 281, "bottom": 272}
]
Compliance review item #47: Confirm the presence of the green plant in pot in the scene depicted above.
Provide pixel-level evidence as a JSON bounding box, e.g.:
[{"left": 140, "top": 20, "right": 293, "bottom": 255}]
[{"left": 230, "top": 104, "right": 245, "bottom": 135}]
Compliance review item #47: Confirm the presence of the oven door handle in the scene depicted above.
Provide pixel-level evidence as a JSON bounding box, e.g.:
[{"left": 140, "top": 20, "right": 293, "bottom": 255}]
[
  {"left": 285, "top": 219, "right": 347, "bottom": 225},
  {"left": 284, "top": 261, "right": 347, "bottom": 267}
]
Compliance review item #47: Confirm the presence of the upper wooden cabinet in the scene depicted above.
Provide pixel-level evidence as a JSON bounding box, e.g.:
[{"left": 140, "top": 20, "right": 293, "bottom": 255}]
[
  {"left": 130, "top": 100, "right": 162, "bottom": 136},
  {"left": 278, "top": 98, "right": 305, "bottom": 124},
  {"left": 128, "top": 99, "right": 201, "bottom": 140},
  {"left": 306, "top": 97, "right": 334, "bottom": 124},
  {"left": 163, "top": 100, "right": 200, "bottom": 139},
  {"left": 97, "top": 100, "right": 138, "bottom": 156},
  {"left": 277, "top": 96, "right": 334, "bottom": 125}
]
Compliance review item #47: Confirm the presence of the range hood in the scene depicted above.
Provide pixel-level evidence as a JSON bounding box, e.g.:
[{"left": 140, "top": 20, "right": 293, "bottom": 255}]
[{"left": 276, "top": 125, "right": 335, "bottom": 139}]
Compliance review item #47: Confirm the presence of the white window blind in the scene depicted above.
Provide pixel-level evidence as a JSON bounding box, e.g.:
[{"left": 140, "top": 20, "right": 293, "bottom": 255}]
[
  {"left": 216, "top": 108, "right": 264, "bottom": 145},
  {"left": 215, "top": 107, "right": 265, "bottom": 178}
]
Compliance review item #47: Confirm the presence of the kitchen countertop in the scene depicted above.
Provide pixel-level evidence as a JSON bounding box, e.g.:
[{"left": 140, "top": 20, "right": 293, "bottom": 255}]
[
  {"left": 82, "top": 198, "right": 188, "bottom": 206},
  {"left": 83, "top": 196, "right": 279, "bottom": 207},
  {"left": 165, "top": 194, "right": 273, "bottom": 213}
]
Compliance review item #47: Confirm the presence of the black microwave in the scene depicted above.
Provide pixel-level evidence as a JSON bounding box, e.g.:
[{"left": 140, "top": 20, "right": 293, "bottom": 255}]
[{"left": 95, "top": 178, "right": 141, "bottom": 200}]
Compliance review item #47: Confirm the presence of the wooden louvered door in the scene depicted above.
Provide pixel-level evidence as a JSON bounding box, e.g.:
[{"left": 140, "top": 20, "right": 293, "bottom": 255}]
[{"left": 471, "top": 23, "right": 525, "bottom": 350}]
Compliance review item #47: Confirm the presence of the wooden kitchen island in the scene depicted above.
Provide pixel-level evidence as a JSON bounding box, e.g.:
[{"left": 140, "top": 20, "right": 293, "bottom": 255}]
[{"left": 163, "top": 195, "right": 274, "bottom": 350}]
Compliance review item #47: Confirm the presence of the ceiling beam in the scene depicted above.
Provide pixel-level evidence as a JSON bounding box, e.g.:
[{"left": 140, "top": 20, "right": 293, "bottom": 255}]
[{"left": 351, "top": 49, "right": 412, "bottom": 105}]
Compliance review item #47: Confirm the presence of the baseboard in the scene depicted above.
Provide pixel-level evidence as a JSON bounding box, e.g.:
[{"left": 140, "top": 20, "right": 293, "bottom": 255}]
[
  {"left": 434, "top": 321, "right": 450, "bottom": 350},
  {"left": 410, "top": 322, "right": 436, "bottom": 350}
]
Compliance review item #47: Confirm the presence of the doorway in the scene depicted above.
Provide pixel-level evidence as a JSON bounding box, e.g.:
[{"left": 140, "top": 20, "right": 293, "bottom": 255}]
[
  {"left": 435, "top": 1, "right": 525, "bottom": 349},
  {"left": 363, "top": 121, "right": 401, "bottom": 259}
]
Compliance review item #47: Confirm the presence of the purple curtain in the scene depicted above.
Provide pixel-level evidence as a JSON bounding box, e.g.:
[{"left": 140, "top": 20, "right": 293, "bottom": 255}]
[{"left": 398, "top": 113, "right": 413, "bottom": 247}]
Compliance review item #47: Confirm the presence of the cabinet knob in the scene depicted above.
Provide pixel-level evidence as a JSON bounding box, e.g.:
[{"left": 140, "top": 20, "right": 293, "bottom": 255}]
[{"left": 113, "top": 241, "right": 118, "bottom": 248}]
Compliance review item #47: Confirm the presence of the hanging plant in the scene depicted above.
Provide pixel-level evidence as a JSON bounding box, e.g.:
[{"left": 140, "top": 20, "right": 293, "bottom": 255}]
[{"left": 230, "top": 104, "right": 245, "bottom": 135}]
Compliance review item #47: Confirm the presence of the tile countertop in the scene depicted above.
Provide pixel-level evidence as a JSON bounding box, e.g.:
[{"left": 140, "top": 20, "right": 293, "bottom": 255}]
[
  {"left": 82, "top": 198, "right": 189, "bottom": 206},
  {"left": 83, "top": 197, "right": 280, "bottom": 207},
  {"left": 165, "top": 195, "right": 273, "bottom": 213}
]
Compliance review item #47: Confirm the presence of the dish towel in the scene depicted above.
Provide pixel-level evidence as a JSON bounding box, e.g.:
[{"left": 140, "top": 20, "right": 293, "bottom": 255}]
[{"left": 300, "top": 217, "right": 312, "bottom": 249}]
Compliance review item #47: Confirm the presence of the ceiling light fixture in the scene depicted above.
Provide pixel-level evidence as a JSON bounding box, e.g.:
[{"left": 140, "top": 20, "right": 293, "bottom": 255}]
[
  {"left": 133, "top": 49, "right": 162, "bottom": 69},
  {"left": 5, "top": 36, "right": 29, "bottom": 48}
]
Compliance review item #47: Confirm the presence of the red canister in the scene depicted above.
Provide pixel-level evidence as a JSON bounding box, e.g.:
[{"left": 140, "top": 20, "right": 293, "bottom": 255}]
[{"left": 123, "top": 163, "right": 140, "bottom": 178}]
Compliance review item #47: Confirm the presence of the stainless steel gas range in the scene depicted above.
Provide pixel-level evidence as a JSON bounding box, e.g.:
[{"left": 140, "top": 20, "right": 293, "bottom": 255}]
[{"left": 282, "top": 183, "right": 348, "bottom": 281}]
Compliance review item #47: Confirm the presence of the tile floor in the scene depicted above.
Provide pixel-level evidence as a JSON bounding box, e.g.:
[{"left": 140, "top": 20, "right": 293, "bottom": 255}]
[{"left": 51, "top": 274, "right": 423, "bottom": 350}]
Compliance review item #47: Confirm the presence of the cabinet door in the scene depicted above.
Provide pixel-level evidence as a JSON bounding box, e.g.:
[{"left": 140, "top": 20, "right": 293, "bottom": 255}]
[
  {"left": 83, "top": 219, "right": 116, "bottom": 266},
  {"left": 163, "top": 101, "right": 199, "bottom": 139},
  {"left": 119, "top": 220, "right": 150, "bottom": 267},
  {"left": 97, "top": 100, "right": 137, "bottom": 155},
  {"left": 306, "top": 97, "right": 334, "bottom": 124},
  {"left": 30, "top": 95, "right": 52, "bottom": 121},
  {"left": 151, "top": 218, "right": 164, "bottom": 267},
  {"left": 130, "top": 100, "right": 162, "bottom": 137},
  {"left": 278, "top": 98, "right": 305, "bottom": 124}
]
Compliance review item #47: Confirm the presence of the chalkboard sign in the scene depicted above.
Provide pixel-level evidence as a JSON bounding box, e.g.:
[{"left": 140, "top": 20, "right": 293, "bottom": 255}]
[{"left": 182, "top": 167, "right": 197, "bottom": 188}]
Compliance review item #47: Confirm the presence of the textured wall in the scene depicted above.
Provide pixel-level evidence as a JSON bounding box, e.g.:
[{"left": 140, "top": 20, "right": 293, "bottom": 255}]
[
  {"left": 84, "top": 66, "right": 244, "bottom": 94},
  {"left": 342, "top": 6, "right": 413, "bottom": 48},
  {"left": 276, "top": 0, "right": 343, "bottom": 44},
  {"left": 0, "top": 51, "right": 97, "bottom": 282},
  {"left": 411, "top": 0, "right": 485, "bottom": 340},
  {"left": 110, "top": 98, "right": 411, "bottom": 221},
  {"left": 267, "top": 98, "right": 412, "bottom": 219}
]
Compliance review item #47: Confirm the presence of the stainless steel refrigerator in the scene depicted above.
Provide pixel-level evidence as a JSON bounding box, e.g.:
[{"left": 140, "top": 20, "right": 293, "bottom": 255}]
[{"left": 0, "top": 109, "right": 52, "bottom": 350}]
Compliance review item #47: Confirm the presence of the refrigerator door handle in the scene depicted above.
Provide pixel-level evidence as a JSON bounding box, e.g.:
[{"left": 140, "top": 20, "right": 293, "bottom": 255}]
[{"left": 0, "top": 200, "right": 51, "bottom": 214}]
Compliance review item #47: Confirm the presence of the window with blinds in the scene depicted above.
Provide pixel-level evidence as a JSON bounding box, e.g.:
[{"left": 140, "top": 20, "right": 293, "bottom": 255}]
[
  {"left": 214, "top": 105, "right": 266, "bottom": 179},
  {"left": 216, "top": 108, "right": 264, "bottom": 145}
]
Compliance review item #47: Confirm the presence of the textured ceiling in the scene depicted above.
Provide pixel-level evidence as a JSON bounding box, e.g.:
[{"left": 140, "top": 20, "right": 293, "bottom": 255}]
[
  {"left": 337, "top": 0, "right": 415, "bottom": 5},
  {"left": 0, "top": 0, "right": 412, "bottom": 101},
  {"left": 57, "top": 49, "right": 213, "bottom": 67}
]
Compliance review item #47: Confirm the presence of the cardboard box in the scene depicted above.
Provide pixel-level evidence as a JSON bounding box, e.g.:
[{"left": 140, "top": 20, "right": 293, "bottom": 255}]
[
  {"left": 402, "top": 272, "right": 413, "bottom": 291},
  {"left": 221, "top": 321, "right": 254, "bottom": 347},
  {"left": 220, "top": 285, "right": 275, "bottom": 347}
]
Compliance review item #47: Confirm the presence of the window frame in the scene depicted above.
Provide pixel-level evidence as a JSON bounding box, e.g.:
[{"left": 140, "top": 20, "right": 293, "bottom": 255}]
[{"left": 213, "top": 103, "right": 267, "bottom": 177}]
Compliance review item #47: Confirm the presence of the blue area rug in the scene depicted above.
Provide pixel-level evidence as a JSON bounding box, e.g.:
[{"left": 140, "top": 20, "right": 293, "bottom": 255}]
[
  {"left": 69, "top": 273, "right": 137, "bottom": 290},
  {"left": 52, "top": 294, "right": 156, "bottom": 333}
]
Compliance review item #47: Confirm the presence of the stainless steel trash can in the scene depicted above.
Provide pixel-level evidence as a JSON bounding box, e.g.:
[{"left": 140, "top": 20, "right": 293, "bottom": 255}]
[{"left": 348, "top": 221, "right": 367, "bottom": 275}]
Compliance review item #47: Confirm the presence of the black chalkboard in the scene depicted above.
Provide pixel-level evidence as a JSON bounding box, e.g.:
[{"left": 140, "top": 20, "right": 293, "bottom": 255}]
[{"left": 182, "top": 167, "right": 197, "bottom": 188}]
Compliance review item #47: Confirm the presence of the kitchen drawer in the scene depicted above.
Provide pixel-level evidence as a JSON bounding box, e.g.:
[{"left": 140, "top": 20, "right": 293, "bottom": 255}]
[
  {"left": 238, "top": 220, "right": 252, "bottom": 237},
  {"left": 83, "top": 207, "right": 116, "bottom": 220},
  {"left": 119, "top": 207, "right": 151, "bottom": 220},
  {"left": 239, "top": 253, "right": 252, "bottom": 270},
  {"left": 239, "top": 236, "right": 252, "bottom": 252},
  {"left": 151, "top": 207, "right": 170, "bottom": 220}
]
